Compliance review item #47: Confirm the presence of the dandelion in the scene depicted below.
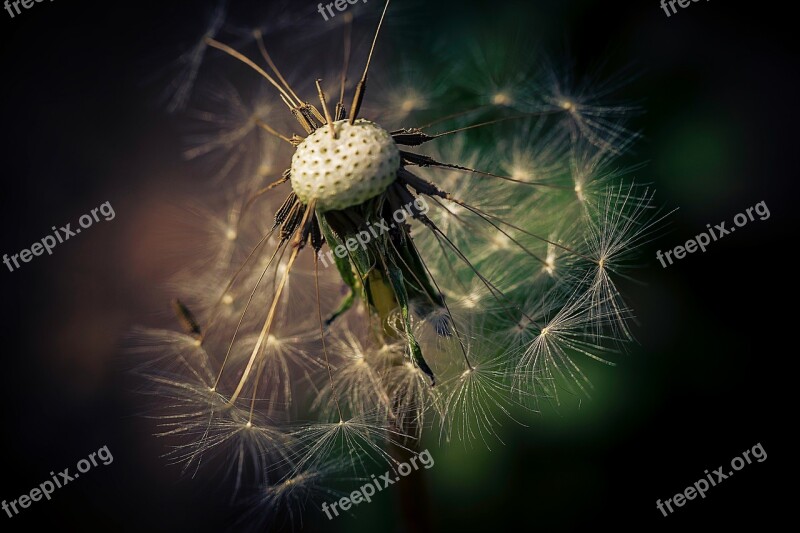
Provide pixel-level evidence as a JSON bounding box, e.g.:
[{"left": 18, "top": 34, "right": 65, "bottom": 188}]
[
  {"left": 136, "top": 0, "right": 661, "bottom": 527},
  {"left": 539, "top": 61, "right": 643, "bottom": 153},
  {"left": 439, "top": 335, "right": 525, "bottom": 449},
  {"left": 182, "top": 81, "right": 287, "bottom": 186},
  {"left": 248, "top": 464, "right": 343, "bottom": 529},
  {"left": 160, "top": 0, "right": 228, "bottom": 113}
]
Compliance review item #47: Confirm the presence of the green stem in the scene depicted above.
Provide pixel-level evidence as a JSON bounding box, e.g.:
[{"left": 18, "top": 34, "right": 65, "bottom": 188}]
[{"left": 368, "top": 272, "right": 434, "bottom": 533}]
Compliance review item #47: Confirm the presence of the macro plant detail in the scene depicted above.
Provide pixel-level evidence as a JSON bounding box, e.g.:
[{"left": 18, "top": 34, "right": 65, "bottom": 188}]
[{"left": 133, "top": 0, "right": 662, "bottom": 525}]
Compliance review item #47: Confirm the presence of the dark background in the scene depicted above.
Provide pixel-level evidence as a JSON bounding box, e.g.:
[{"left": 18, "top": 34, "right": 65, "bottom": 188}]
[{"left": 0, "top": 0, "right": 795, "bottom": 531}]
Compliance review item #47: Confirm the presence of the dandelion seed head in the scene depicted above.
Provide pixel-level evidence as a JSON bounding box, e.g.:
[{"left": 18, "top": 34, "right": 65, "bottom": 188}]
[
  {"left": 137, "top": 3, "right": 662, "bottom": 521},
  {"left": 290, "top": 120, "right": 400, "bottom": 211}
]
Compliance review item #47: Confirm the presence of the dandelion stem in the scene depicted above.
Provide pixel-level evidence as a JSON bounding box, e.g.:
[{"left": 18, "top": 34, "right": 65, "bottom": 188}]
[
  {"left": 337, "top": 13, "right": 353, "bottom": 120},
  {"left": 228, "top": 197, "right": 315, "bottom": 404},
  {"left": 403, "top": 236, "right": 474, "bottom": 371},
  {"left": 402, "top": 151, "right": 571, "bottom": 189},
  {"left": 203, "top": 227, "right": 277, "bottom": 343},
  {"left": 463, "top": 202, "right": 598, "bottom": 263},
  {"left": 228, "top": 244, "right": 301, "bottom": 404},
  {"left": 431, "top": 114, "right": 536, "bottom": 138},
  {"left": 315, "top": 80, "right": 336, "bottom": 139},
  {"left": 253, "top": 29, "right": 303, "bottom": 106},
  {"left": 314, "top": 255, "right": 344, "bottom": 422},
  {"left": 253, "top": 119, "right": 294, "bottom": 145},
  {"left": 349, "top": 0, "right": 390, "bottom": 124},
  {"left": 247, "top": 359, "right": 266, "bottom": 422},
  {"left": 205, "top": 38, "right": 298, "bottom": 107},
  {"left": 414, "top": 105, "right": 492, "bottom": 130},
  {"left": 240, "top": 173, "right": 291, "bottom": 221},
  {"left": 213, "top": 243, "right": 284, "bottom": 390},
  {"left": 414, "top": 210, "right": 543, "bottom": 328}
]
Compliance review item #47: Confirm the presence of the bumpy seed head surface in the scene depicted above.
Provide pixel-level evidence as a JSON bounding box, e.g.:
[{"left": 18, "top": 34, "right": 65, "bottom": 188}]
[{"left": 290, "top": 119, "right": 401, "bottom": 212}]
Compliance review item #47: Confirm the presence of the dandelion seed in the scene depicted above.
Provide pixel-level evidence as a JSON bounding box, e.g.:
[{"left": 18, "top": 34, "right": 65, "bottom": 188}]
[
  {"left": 289, "top": 414, "right": 409, "bottom": 475},
  {"left": 439, "top": 336, "right": 526, "bottom": 449},
  {"left": 582, "top": 184, "right": 669, "bottom": 340},
  {"left": 245, "top": 462, "right": 349, "bottom": 531},
  {"left": 539, "top": 61, "right": 643, "bottom": 153},
  {"left": 515, "top": 290, "right": 617, "bottom": 401},
  {"left": 232, "top": 317, "right": 325, "bottom": 411},
  {"left": 183, "top": 82, "right": 288, "bottom": 185},
  {"left": 312, "top": 333, "right": 394, "bottom": 419},
  {"left": 162, "top": 0, "right": 228, "bottom": 114}
]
